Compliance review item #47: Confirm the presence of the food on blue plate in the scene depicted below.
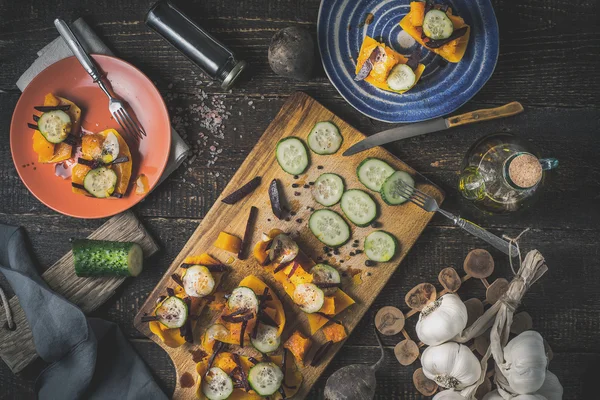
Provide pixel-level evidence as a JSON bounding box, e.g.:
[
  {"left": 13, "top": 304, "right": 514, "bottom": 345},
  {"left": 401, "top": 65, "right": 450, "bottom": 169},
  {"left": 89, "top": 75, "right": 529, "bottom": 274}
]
[
  {"left": 71, "top": 128, "right": 133, "bottom": 198},
  {"left": 355, "top": 36, "right": 425, "bottom": 93},
  {"left": 29, "top": 93, "right": 81, "bottom": 163},
  {"left": 400, "top": 1, "right": 470, "bottom": 63}
]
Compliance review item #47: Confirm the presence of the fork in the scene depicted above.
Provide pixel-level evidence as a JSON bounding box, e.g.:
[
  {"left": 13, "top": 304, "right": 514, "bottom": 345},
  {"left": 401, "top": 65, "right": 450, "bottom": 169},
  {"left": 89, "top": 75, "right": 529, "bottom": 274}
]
[
  {"left": 54, "top": 19, "right": 146, "bottom": 141},
  {"left": 396, "top": 180, "right": 519, "bottom": 256}
]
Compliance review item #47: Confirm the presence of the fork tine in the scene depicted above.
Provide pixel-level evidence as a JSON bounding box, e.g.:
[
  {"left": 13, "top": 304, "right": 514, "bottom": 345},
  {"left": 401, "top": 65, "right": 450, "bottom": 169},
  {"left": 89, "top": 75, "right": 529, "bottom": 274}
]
[
  {"left": 398, "top": 179, "right": 430, "bottom": 199},
  {"left": 395, "top": 185, "right": 425, "bottom": 207},
  {"left": 120, "top": 108, "right": 147, "bottom": 138},
  {"left": 406, "top": 195, "right": 426, "bottom": 209},
  {"left": 116, "top": 108, "right": 140, "bottom": 141},
  {"left": 119, "top": 108, "right": 142, "bottom": 141},
  {"left": 112, "top": 110, "right": 134, "bottom": 140}
]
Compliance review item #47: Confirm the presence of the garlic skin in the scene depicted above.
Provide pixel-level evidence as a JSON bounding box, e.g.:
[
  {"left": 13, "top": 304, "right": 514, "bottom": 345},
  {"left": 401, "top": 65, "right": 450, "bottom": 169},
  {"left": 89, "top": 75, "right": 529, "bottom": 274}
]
[
  {"left": 433, "top": 390, "right": 466, "bottom": 399},
  {"left": 536, "top": 371, "right": 563, "bottom": 400},
  {"left": 483, "top": 390, "right": 547, "bottom": 400},
  {"left": 416, "top": 293, "right": 468, "bottom": 346},
  {"left": 501, "top": 331, "right": 548, "bottom": 394},
  {"left": 421, "top": 342, "right": 480, "bottom": 390}
]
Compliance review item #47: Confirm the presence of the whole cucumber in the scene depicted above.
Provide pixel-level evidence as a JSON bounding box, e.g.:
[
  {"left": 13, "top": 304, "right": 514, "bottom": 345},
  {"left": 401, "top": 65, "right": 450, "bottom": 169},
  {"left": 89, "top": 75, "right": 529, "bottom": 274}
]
[{"left": 72, "top": 239, "right": 143, "bottom": 277}]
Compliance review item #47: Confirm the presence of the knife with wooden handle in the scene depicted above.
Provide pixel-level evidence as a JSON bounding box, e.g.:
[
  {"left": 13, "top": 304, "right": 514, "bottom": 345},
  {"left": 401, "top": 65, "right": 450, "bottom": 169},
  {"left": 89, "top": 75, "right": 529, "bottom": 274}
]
[{"left": 343, "top": 102, "right": 524, "bottom": 156}]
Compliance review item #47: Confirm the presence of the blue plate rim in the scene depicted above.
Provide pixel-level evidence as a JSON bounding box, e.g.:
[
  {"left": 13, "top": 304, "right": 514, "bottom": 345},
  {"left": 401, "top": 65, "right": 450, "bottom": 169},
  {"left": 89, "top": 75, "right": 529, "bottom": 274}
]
[{"left": 317, "top": 0, "right": 500, "bottom": 123}]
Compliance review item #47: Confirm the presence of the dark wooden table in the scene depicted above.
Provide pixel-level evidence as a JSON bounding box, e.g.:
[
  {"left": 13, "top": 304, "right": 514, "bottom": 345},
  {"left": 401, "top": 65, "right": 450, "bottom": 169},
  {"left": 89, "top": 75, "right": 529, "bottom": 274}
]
[{"left": 1, "top": 0, "right": 599, "bottom": 398}]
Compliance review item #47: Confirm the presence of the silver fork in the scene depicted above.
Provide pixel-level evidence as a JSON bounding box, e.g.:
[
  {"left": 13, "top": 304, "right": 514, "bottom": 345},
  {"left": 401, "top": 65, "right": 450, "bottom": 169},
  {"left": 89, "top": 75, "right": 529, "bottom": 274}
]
[
  {"left": 54, "top": 19, "right": 146, "bottom": 141},
  {"left": 396, "top": 180, "right": 519, "bottom": 256}
]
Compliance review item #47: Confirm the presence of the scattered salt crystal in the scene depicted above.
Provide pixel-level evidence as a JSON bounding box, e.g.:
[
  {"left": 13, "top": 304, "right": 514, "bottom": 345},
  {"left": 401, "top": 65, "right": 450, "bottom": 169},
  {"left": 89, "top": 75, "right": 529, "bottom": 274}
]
[
  {"left": 210, "top": 145, "right": 216, "bottom": 152},
  {"left": 167, "top": 83, "right": 173, "bottom": 89},
  {"left": 215, "top": 172, "right": 220, "bottom": 177},
  {"left": 248, "top": 101, "right": 253, "bottom": 106}
]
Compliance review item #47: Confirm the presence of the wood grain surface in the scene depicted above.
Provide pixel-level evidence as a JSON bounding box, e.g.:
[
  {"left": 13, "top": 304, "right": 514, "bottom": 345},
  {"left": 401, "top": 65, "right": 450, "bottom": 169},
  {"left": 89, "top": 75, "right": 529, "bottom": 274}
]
[
  {"left": 134, "top": 92, "right": 444, "bottom": 399},
  {"left": 0, "top": 211, "right": 159, "bottom": 374},
  {"left": 0, "top": 0, "right": 599, "bottom": 399}
]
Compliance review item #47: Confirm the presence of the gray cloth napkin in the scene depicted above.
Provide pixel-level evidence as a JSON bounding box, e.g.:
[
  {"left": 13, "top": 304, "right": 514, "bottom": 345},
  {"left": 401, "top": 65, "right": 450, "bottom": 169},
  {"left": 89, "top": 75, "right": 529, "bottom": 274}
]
[
  {"left": 16, "top": 18, "right": 189, "bottom": 184},
  {"left": 0, "top": 224, "right": 167, "bottom": 399}
]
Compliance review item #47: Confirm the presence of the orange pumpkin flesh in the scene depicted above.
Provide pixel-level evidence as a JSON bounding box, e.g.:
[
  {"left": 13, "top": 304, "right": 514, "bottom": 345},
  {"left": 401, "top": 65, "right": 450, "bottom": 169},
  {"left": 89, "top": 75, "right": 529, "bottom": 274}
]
[
  {"left": 322, "top": 323, "right": 348, "bottom": 343},
  {"left": 213, "top": 231, "right": 243, "bottom": 254},
  {"left": 399, "top": 2, "right": 470, "bottom": 63},
  {"left": 284, "top": 330, "right": 312, "bottom": 367}
]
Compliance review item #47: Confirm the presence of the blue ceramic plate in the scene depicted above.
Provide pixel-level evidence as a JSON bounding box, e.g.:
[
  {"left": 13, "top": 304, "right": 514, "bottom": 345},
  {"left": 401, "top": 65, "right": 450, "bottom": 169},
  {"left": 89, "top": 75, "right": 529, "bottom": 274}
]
[{"left": 318, "top": 0, "right": 499, "bottom": 123}]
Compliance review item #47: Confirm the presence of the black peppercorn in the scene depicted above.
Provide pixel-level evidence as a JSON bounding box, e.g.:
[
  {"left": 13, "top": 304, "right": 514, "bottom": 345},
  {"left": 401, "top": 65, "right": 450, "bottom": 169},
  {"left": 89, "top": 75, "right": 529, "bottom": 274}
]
[
  {"left": 292, "top": 183, "right": 299, "bottom": 188},
  {"left": 296, "top": 218, "right": 303, "bottom": 223},
  {"left": 365, "top": 260, "right": 376, "bottom": 267},
  {"left": 294, "top": 175, "right": 299, "bottom": 179},
  {"left": 370, "top": 221, "right": 380, "bottom": 228},
  {"left": 294, "top": 191, "right": 301, "bottom": 196},
  {"left": 355, "top": 249, "right": 363, "bottom": 254},
  {"left": 317, "top": 165, "right": 324, "bottom": 170}
]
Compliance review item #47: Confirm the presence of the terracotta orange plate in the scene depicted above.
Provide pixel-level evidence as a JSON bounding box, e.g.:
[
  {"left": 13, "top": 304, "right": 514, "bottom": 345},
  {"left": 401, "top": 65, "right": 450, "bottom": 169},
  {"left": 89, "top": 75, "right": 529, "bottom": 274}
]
[{"left": 10, "top": 55, "right": 171, "bottom": 219}]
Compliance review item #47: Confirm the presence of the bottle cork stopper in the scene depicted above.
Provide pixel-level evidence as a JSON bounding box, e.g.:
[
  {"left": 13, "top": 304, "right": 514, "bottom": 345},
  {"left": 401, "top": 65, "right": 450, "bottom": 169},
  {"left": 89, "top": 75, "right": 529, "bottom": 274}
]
[{"left": 508, "top": 153, "right": 542, "bottom": 188}]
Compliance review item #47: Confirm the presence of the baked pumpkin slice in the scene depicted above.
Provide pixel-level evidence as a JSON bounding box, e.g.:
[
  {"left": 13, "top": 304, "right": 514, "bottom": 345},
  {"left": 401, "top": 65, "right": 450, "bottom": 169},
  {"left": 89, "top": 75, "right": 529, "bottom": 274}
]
[
  {"left": 71, "top": 128, "right": 133, "bottom": 198},
  {"left": 30, "top": 93, "right": 82, "bottom": 163},
  {"left": 355, "top": 36, "right": 426, "bottom": 94},
  {"left": 399, "top": 1, "right": 471, "bottom": 63}
]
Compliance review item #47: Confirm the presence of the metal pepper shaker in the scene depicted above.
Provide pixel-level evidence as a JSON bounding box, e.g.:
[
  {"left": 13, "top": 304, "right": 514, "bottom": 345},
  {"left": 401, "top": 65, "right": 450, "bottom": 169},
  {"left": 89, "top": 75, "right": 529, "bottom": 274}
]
[{"left": 146, "top": 0, "right": 247, "bottom": 90}]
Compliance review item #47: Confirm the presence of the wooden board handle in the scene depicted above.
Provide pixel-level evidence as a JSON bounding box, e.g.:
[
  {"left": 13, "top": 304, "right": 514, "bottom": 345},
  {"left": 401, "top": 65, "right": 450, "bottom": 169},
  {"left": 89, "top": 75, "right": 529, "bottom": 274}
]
[{"left": 446, "top": 102, "right": 524, "bottom": 128}]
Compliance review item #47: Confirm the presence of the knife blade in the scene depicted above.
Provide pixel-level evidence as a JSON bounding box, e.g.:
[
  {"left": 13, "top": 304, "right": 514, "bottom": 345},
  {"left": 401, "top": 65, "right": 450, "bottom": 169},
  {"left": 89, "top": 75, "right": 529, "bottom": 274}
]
[
  {"left": 342, "top": 102, "right": 525, "bottom": 156},
  {"left": 343, "top": 118, "right": 449, "bottom": 156}
]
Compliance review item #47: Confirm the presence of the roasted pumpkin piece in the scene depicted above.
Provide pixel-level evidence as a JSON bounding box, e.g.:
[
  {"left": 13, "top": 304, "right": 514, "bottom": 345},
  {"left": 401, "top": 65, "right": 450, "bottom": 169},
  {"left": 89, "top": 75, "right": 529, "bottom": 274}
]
[
  {"left": 332, "top": 288, "right": 356, "bottom": 314},
  {"left": 253, "top": 239, "right": 271, "bottom": 265},
  {"left": 270, "top": 352, "right": 304, "bottom": 399},
  {"left": 32, "top": 130, "right": 55, "bottom": 163},
  {"left": 355, "top": 36, "right": 426, "bottom": 93},
  {"left": 399, "top": 1, "right": 470, "bottom": 63},
  {"left": 319, "top": 296, "right": 336, "bottom": 316},
  {"left": 185, "top": 253, "right": 221, "bottom": 266},
  {"left": 213, "top": 231, "right": 242, "bottom": 254},
  {"left": 71, "top": 163, "right": 91, "bottom": 195},
  {"left": 81, "top": 134, "right": 104, "bottom": 160},
  {"left": 97, "top": 129, "right": 132, "bottom": 195},
  {"left": 307, "top": 313, "right": 329, "bottom": 335},
  {"left": 148, "top": 320, "right": 186, "bottom": 348},
  {"left": 51, "top": 142, "right": 73, "bottom": 163},
  {"left": 322, "top": 323, "right": 348, "bottom": 343},
  {"left": 284, "top": 330, "right": 312, "bottom": 367}
]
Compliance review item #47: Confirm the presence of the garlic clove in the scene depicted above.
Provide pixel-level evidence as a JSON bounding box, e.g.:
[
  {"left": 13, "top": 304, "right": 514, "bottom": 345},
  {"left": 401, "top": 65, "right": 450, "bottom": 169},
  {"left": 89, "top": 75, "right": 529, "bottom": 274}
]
[
  {"left": 483, "top": 390, "right": 548, "bottom": 400},
  {"left": 416, "top": 293, "right": 468, "bottom": 346},
  {"left": 535, "top": 370, "right": 563, "bottom": 400},
  {"left": 433, "top": 390, "right": 466, "bottom": 399}
]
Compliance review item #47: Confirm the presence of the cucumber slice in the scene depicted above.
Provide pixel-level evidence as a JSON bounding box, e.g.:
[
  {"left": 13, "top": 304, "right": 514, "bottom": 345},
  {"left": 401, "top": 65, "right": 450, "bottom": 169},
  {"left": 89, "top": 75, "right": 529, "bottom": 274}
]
[
  {"left": 340, "top": 189, "right": 377, "bottom": 227},
  {"left": 276, "top": 137, "right": 309, "bottom": 175},
  {"left": 72, "top": 239, "right": 143, "bottom": 277},
  {"left": 248, "top": 362, "right": 284, "bottom": 396},
  {"left": 101, "top": 131, "right": 120, "bottom": 163},
  {"left": 309, "top": 209, "right": 351, "bottom": 247},
  {"left": 228, "top": 286, "right": 259, "bottom": 313},
  {"left": 380, "top": 171, "right": 415, "bottom": 205},
  {"left": 202, "top": 367, "right": 234, "bottom": 400},
  {"left": 423, "top": 9, "right": 454, "bottom": 40},
  {"left": 364, "top": 231, "right": 397, "bottom": 262},
  {"left": 269, "top": 234, "right": 299, "bottom": 265},
  {"left": 357, "top": 158, "right": 395, "bottom": 192},
  {"left": 37, "top": 110, "right": 71, "bottom": 143},
  {"left": 311, "top": 263, "right": 341, "bottom": 295},
  {"left": 387, "top": 64, "right": 416, "bottom": 92},
  {"left": 182, "top": 265, "right": 215, "bottom": 298},
  {"left": 312, "top": 173, "right": 345, "bottom": 206},
  {"left": 293, "top": 283, "right": 325, "bottom": 313},
  {"left": 155, "top": 296, "right": 188, "bottom": 329},
  {"left": 307, "top": 121, "right": 343, "bottom": 155},
  {"left": 251, "top": 324, "right": 281, "bottom": 353},
  {"left": 83, "top": 167, "right": 118, "bottom": 198}
]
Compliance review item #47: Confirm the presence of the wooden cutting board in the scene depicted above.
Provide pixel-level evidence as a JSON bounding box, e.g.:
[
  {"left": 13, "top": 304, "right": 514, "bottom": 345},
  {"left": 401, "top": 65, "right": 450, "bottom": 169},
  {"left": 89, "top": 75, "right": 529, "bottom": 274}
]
[
  {"left": 134, "top": 92, "right": 444, "bottom": 399},
  {"left": 0, "top": 211, "right": 159, "bottom": 373}
]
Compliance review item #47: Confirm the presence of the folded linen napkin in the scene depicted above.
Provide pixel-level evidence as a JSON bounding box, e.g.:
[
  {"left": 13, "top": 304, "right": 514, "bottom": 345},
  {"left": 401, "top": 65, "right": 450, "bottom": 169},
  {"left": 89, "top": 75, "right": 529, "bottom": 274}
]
[
  {"left": 16, "top": 17, "right": 189, "bottom": 184},
  {"left": 0, "top": 224, "right": 167, "bottom": 399}
]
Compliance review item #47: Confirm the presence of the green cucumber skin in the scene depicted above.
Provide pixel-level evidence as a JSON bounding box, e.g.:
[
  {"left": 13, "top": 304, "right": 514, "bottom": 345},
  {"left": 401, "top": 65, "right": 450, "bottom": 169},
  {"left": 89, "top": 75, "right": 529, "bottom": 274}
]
[
  {"left": 364, "top": 231, "right": 398, "bottom": 262},
  {"left": 276, "top": 137, "right": 310, "bottom": 175},
  {"left": 73, "top": 239, "right": 142, "bottom": 277}
]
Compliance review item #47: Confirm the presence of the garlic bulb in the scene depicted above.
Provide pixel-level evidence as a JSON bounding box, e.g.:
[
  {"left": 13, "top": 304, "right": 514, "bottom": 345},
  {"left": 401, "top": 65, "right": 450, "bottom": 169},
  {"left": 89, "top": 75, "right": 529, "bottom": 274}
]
[
  {"left": 501, "top": 331, "right": 548, "bottom": 394},
  {"left": 421, "top": 342, "right": 480, "bottom": 389},
  {"left": 483, "top": 390, "right": 547, "bottom": 400},
  {"left": 416, "top": 293, "right": 468, "bottom": 346},
  {"left": 433, "top": 390, "right": 466, "bottom": 399},
  {"left": 536, "top": 371, "right": 563, "bottom": 400}
]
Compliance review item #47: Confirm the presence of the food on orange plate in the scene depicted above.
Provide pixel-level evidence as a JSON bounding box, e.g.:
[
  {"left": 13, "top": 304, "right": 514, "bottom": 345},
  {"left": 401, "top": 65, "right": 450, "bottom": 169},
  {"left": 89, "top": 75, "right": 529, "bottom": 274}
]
[
  {"left": 355, "top": 36, "right": 425, "bottom": 93},
  {"left": 71, "top": 128, "right": 133, "bottom": 198},
  {"left": 399, "top": 1, "right": 471, "bottom": 63},
  {"left": 134, "top": 174, "right": 150, "bottom": 195},
  {"left": 29, "top": 93, "right": 82, "bottom": 163}
]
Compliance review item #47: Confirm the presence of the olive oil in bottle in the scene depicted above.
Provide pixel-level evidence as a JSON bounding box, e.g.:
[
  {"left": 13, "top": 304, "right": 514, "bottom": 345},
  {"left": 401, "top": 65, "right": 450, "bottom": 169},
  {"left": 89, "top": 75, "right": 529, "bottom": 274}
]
[{"left": 458, "top": 133, "right": 558, "bottom": 214}]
